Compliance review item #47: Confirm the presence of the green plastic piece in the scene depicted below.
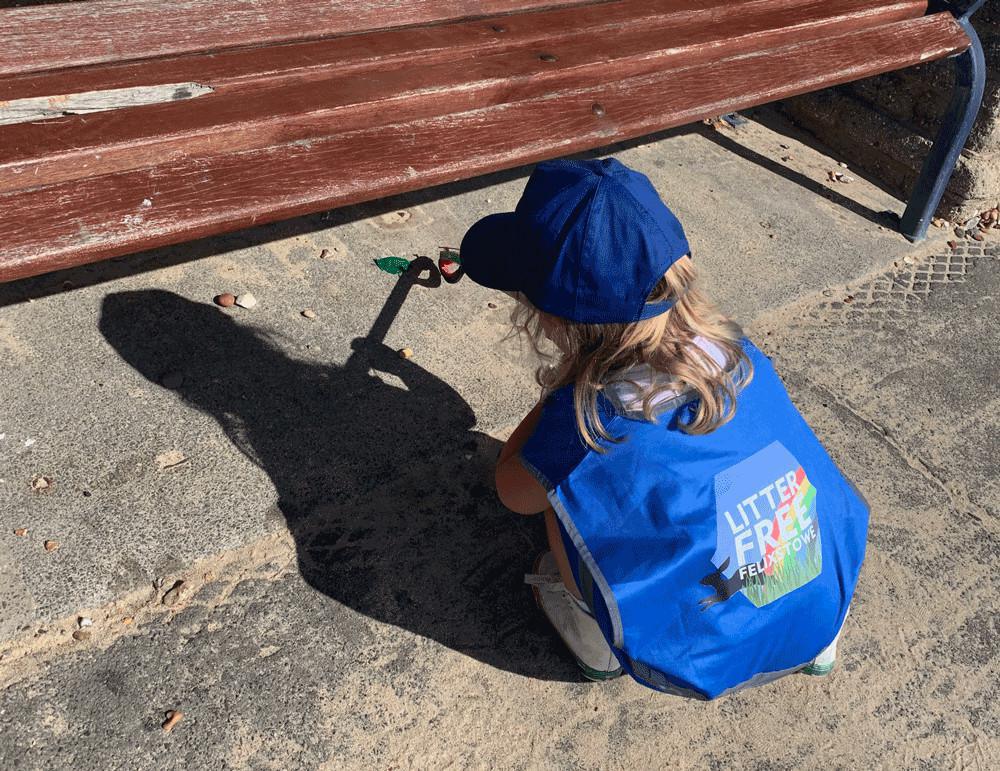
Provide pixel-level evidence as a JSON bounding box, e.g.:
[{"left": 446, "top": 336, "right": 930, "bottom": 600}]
[
  {"left": 373, "top": 256, "right": 412, "bottom": 275},
  {"left": 440, "top": 248, "right": 461, "bottom": 263}
]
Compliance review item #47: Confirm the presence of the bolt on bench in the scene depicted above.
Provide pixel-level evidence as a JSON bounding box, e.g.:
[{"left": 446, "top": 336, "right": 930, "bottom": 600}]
[{"left": 0, "top": 0, "right": 985, "bottom": 284}]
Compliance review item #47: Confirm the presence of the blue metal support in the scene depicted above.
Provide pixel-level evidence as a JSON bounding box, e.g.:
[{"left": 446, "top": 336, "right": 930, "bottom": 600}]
[{"left": 899, "top": 4, "right": 986, "bottom": 241}]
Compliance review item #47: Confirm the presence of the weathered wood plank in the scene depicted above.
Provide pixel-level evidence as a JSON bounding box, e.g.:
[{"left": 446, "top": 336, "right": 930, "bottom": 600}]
[
  {"left": 0, "top": 0, "right": 931, "bottom": 192},
  {"left": 0, "top": 83, "right": 214, "bottom": 126},
  {"left": 0, "top": 13, "right": 968, "bottom": 283},
  {"left": 0, "top": 0, "right": 925, "bottom": 100},
  {"left": 0, "top": 0, "right": 610, "bottom": 76}
]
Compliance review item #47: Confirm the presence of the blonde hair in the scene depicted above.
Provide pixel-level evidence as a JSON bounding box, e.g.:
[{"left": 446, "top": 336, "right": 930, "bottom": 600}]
[{"left": 512, "top": 256, "right": 752, "bottom": 451}]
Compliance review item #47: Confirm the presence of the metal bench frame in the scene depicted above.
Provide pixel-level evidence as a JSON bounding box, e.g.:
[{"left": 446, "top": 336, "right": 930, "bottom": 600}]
[{"left": 901, "top": 0, "right": 986, "bottom": 240}]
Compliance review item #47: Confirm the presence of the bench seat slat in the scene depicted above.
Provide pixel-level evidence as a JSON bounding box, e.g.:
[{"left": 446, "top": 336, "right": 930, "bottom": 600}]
[
  {"left": 0, "top": 13, "right": 968, "bottom": 283},
  {"left": 0, "top": 0, "right": 930, "bottom": 193}
]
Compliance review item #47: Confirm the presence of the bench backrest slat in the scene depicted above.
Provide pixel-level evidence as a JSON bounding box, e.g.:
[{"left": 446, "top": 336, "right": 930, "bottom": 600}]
[
  {"left": 0, "top": 0, "right": 928, "bottom": 77},
  {"left": 0, "top": 0, "right": 932, "bottom": 194},
  {"left": 0, "top": 0, "right": 620, "bottom": 76},
  {"left": 0, "top": 0, "right": 928, "bottom": 102}
]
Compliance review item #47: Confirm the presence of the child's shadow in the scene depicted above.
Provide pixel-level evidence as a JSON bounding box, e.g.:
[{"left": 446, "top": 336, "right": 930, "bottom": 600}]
[{"left": 99, "top": 265, "right": 576, "bottom": 681}]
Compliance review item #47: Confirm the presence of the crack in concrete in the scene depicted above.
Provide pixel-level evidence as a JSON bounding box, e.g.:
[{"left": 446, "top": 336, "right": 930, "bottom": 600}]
[
  {"left": 0, "top": 532, "right": 295, "bottom": 689},
  {"left": 800, "top": 378, "right": 995, "bottom": 531}
]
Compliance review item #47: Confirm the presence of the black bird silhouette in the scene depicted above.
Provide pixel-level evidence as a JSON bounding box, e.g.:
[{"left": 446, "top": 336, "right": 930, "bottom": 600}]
[{"left": 698, "top": 557, "right": 745, "bottom": 610}]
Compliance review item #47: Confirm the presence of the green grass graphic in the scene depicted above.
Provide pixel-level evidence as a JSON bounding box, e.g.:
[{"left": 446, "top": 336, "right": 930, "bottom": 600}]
[{"left": 742, "top": 533, "right": 822, "bottom": 607}]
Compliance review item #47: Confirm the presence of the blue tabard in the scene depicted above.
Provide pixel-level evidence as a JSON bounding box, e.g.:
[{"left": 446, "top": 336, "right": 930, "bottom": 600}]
[{"left": 520, "top": 339, "right": 869, "bottom": 699}]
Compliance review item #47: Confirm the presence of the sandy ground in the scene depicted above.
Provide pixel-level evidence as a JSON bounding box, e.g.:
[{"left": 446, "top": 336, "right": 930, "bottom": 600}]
[{"left": 0, "top": 113, "right": 997, "bottom": 769}]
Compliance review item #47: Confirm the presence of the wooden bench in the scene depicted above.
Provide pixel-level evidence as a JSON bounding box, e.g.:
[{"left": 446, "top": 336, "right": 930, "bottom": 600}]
[{"left": 0, "top": 0, "right": 985, "bottom": 284}]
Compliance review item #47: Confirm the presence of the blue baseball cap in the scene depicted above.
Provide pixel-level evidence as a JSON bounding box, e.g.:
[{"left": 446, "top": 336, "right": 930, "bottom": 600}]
[{"left": 460, "top": 158, "right": 690, "bottom": 324}]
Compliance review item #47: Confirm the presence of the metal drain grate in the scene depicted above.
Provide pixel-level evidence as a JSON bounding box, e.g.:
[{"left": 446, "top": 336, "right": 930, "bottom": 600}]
[{"left": 816, "top": 245, "right": 983, "bottom": 321}]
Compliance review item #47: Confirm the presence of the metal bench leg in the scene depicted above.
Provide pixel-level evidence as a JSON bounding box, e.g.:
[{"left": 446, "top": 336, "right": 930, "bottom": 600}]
[{"left": 900, "top": 17, "right": 985, "bottom": 242}]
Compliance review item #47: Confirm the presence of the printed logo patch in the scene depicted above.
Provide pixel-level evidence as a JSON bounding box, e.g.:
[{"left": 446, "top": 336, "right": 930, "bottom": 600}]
[{"left": 699, "top": 441, "right": 821, "bottom": 609}]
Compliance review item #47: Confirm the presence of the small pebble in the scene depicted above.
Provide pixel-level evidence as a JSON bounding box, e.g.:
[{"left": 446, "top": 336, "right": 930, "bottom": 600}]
[
  {"left": 30, "top": 475, "right": 52, "bottom": 491},
  {"left": 43, "top": 540, "right": 59, "bottom": 552},
  {"left": 947, "top": 240, "right": 958, "bottom": 250},
  {"left": 122, "top": 616, "right": 134, "bottom": 626},
  {"left": 318, "top": 249, "right": 330, "bottom": 259},
  {"left": 160, "top": 371, "right": 184, "bottom": 389},
  {"left": 72, "top": 630, "right": 91, "bottom": 642},
  {"left": 214, "top": 293, "right": 236, "bottom": 308},
  {"left": 78, "top": 617, "right": 93, "bottom": 628},
  {"left": 235, "top": 293, "right": 258, "bottom": 309},
  {"left": 838, "top": 161, "right": 848, "bottom": 168},
  {"left": 301, "top": 309, "right": 317, "bottom": 319},
  {"left": 954, "top": 227, "right": 966, "bottom": 239},
  {"left": 398, "top": 348, "right": 413, "bottom": 360},
  {"left": 13, "top": 528, "right": 27, "bottom": 537},
  {"left": 931, "top": 217, "right": 948, "bottom": 228},
  {"left": 487, "top": 302, "right": 498, "bottom": 310}
]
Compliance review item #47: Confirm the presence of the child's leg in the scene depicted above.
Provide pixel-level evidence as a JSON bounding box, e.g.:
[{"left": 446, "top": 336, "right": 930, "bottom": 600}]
[
  {"left": 544, "top": 508, "right": 583, "bottom": 601},
  {"left": 530, "top": 510, "right": 621, "bottom": 680}
]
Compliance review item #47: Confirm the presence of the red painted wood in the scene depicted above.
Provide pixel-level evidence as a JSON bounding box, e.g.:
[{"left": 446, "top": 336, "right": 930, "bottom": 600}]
[
  {"left": 0, "top": 0, "right": 613, "bottom": 76},
  {"left": 0, "top": 0, "right": 925, "bottom": 99},
  {"left": 0, "top": 13, "right": 968, "bottom": 283},
  {"left": 0, "top": 0, "right": 929, "bottom": 193}
]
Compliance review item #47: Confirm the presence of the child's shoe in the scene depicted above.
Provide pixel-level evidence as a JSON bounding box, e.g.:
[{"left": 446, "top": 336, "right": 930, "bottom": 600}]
[
  {"left": 800, "top": 635, "right": 838, "bottom": 676},
  {"left": 525, "top": 552, "right": 623, "bottom": 681}
]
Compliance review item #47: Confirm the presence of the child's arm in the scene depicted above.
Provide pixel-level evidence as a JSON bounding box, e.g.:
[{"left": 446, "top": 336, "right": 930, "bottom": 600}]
[{"left": 495, "top": 400, "right": 550, "bottom": 515}]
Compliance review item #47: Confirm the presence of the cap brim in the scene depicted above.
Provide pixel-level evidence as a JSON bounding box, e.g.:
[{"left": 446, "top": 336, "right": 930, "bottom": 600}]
[{"left": 459, "top": 212, "right": 525, "bottom": 292}]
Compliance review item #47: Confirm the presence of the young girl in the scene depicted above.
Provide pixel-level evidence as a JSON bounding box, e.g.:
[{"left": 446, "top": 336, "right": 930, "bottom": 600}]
[{"left": 459, "top": 157, "right": 869, "bottom": 699}]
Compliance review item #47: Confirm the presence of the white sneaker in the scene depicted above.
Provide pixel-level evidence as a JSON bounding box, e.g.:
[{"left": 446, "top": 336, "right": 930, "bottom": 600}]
[
  {"left": 525, "top": 552, "right": 623, "bottom": 681},
  {"left": 800, "top": 635, "right": 838, "bottom": 676},
  {"left": 800, "top": 610, "right": 848, "bottom": 677}
]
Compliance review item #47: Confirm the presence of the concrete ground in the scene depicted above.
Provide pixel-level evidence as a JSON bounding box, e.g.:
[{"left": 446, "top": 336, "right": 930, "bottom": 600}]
[{"left": 0, "top": 111, "right": 997, "bottom": 769}]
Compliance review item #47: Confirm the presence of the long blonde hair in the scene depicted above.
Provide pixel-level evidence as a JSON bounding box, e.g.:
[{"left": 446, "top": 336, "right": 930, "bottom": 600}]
[{"left": 513, "top": 256, "right": 752, "bottom": 451}]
